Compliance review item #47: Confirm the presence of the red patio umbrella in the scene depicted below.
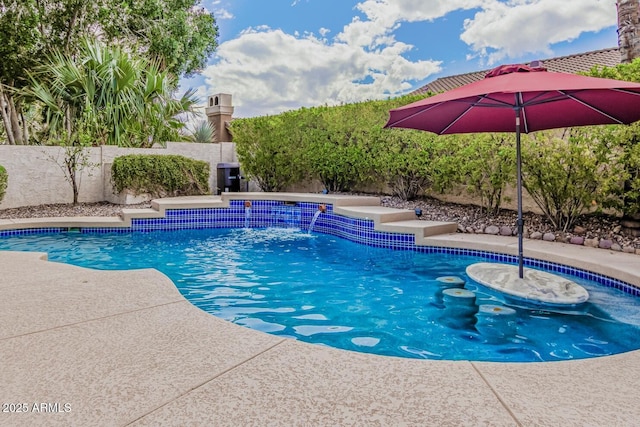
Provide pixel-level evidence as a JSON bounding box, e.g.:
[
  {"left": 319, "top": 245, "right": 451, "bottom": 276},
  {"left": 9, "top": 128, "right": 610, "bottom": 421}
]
[{"left": 385, "top": 64, "right": 640, "bottom": 278}]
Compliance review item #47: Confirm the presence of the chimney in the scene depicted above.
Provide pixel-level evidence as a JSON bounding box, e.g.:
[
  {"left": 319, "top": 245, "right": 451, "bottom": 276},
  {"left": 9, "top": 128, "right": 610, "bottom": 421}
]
[{"left": 206, "top": 93, "right": 234, "bottom": 143}]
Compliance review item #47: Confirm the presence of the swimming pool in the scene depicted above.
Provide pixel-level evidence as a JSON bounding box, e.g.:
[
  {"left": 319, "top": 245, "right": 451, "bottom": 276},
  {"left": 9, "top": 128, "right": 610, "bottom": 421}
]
[{"left": 1, "top": 224, "right": 639, "bottom": 362}]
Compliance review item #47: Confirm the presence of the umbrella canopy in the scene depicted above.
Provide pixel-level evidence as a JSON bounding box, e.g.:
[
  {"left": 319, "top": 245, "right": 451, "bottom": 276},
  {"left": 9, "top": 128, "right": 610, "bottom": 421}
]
[
  {"left": 385, "top": 64, "right": 640, "bottom": 134},
  {"left": 385, "top": 64, "right": 640, "bottom": 278}
]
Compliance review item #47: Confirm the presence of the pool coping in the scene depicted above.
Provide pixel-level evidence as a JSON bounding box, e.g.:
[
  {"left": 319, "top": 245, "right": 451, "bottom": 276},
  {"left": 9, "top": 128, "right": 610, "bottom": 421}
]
[{"left": 1, "top": 193, "right": 639, "bottom": 426}]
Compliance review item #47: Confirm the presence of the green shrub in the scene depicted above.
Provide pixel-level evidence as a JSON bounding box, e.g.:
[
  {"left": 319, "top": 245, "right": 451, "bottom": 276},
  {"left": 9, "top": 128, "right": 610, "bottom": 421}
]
[
  {"left": 111, "top": 154, "right": 210, "bottom": 197},
  {"left": 522, "top": 129, "right": 617, "bottom": 231},
  {"left": 0, "top": 164, "right": 7, "bottom": 202},
  {"left": 230, "top": 113, "right": 308, "bottom": 192}
]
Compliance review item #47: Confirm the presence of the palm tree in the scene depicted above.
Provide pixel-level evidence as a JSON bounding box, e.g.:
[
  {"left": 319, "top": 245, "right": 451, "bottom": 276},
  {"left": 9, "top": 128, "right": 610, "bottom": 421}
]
[
  {"left": 25, "top": 37, "right": 199, "bottom": 203},
  {"left": 27, "top": 37, "right": 196, "bottom": 147}
]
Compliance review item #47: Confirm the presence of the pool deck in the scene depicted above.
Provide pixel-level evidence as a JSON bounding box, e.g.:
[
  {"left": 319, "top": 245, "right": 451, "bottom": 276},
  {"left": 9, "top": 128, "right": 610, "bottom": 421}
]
[{"left": 1, "top": 194, "right": 639, "bottom": 426}]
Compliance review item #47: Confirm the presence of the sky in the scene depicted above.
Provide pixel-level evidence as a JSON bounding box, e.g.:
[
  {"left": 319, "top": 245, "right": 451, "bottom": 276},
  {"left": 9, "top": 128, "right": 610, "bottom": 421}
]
[{"left": 181, "top": 0, "right": 619, "bottom": 119}]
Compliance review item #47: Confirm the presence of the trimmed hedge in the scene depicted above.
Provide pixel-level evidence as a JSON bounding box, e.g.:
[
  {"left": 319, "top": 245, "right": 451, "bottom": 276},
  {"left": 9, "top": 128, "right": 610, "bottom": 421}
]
[
  {"left": 111, "top": 154, "right": 210, "bottom": 197},
  {"left": 0, "top": 164, "right": 7, "bottom": 203}
]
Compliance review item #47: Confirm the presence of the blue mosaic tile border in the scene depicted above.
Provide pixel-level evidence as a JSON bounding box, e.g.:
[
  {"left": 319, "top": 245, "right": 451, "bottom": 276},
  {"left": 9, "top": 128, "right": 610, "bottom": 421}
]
[
  {"left": 1, "top": 199, "right": 638, "bottom": 297},
  {"left": 0, "top": 227, "right": 65, "bottom": 237}
]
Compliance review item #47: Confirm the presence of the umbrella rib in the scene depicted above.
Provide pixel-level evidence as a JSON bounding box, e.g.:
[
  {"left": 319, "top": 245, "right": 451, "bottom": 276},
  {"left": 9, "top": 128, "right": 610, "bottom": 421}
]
[
  {"left": 440, "top": 102, "right": 477, "bottom": 134},
  {"left": 560, "top": 89, "right": 640, "bottom": 124},
  {"left": 386, "top": 102, "right": 443, "bottom": 128},
  {"left": 559, "top": 91, "right": 624, "bottom": 125}
]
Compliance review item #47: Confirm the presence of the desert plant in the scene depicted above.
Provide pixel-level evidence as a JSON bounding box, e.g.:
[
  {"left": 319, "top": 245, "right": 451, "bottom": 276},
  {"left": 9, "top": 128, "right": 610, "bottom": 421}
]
[{"left": 186, "top": 121, "right": 216, "bottom": 143}]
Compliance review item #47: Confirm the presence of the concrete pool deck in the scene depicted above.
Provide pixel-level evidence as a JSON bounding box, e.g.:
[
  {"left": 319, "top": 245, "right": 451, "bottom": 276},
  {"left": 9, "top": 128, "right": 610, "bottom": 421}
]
[{"left": 1, "top": 194, "right": 639, "bottom": 426}]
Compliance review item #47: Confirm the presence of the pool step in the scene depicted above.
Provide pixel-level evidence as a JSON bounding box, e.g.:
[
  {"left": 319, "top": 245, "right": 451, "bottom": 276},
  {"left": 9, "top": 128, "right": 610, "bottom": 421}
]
[
  {"left": 377, "top": 220, "right": 458, "bottom": 240},
  {"left": 334, "top": 206, "right": 416, "bottom": 223},
  {"left": 334, "top": 206, "right": 458, "bottom": 241}
]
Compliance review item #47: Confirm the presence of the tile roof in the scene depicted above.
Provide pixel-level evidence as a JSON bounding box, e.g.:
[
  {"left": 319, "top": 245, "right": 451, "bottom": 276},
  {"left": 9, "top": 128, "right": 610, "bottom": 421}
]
[{"left": 412, "top": 47, "right": 621, "bottom": 95}]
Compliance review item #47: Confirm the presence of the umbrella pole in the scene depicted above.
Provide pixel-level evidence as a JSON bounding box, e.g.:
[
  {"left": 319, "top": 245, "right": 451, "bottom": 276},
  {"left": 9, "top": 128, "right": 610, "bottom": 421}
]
[{"left": 515, "top": 110, "right": 524, "bottom": 279}]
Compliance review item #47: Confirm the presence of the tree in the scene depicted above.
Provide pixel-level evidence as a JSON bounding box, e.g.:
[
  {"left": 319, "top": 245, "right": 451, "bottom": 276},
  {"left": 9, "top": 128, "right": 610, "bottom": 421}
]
[
  {"left": 26, "top": 37, "right": 198, "bottom": 202},
  {"left": 0, "top": 0, "right": 218, "bottom": 144},
  {"left": 0, "top": 0, "right": 41, "bottom": 144},
  {"left": 27, "top": 38, "right": 197, "bottom": 148}
]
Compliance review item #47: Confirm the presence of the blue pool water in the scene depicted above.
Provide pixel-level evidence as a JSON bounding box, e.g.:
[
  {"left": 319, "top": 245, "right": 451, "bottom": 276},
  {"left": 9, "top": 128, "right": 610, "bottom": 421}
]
[{"left": 1, "top": 227, "right": 639, "bottom": 362}]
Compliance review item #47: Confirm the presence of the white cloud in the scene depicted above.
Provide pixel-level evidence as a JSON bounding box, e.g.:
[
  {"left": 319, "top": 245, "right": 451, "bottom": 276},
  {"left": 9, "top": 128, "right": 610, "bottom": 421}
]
[
  {"left": 197, "top": 0, "right": 617, "bottom": 118},
  {"left": 213, "top": 8, "right": 233, "bottom": 20},
  {"left": 208, "top": 0, "right": 233, "bottom": 20},
  {"left": 203, "top": 23, "right": 440, "bottom": 117},
  {"left": 460, "top": 0, "right": 616, "bottom": 65}
]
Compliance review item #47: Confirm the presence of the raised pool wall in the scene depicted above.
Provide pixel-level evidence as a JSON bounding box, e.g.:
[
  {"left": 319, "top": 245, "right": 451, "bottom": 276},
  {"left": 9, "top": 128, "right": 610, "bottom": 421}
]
[{"left": 1, "top": 193, "right": 638, "bottom": 298}]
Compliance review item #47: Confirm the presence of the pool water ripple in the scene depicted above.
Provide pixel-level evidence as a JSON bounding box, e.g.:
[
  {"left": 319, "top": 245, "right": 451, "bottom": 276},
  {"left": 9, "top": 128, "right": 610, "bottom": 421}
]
[{"left": 1, "top": 227, "right": 639, "bottom": 362}]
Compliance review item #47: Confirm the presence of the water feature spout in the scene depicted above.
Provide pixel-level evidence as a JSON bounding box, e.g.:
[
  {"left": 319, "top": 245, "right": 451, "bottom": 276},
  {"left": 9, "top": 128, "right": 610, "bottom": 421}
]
[
  {"left": 244, "top": 201, "right": 252, "bottom": 228},
  {"left": 308, "top": 205, "right": 326, "bottom": 233}
]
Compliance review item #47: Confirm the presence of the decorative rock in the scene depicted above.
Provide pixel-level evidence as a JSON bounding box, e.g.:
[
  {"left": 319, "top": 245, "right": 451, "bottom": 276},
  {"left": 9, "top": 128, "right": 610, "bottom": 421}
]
[
  {"left": 613, "top": 225, "right": 622, "bottom": 234},
  {"left": 611, "top": 243, "right": 622, "bottom": 251},
  {"left": 543, "top": 232, "right": 556, "bottom": 242},
  {"left": 585, "top": 238, "right": 599, "bottom": 248},
  {"left": 620, "top": 218, "right": 640, "bottom": 229},
  {"left": 466, "top": 227, "right": 475, "bottom": 233},
  {"left": 530, "top": 231, "right": 543, "bottom": 240},
  {"left": 499, "top": 226, "right": 513, "bottom": 236},
  {"left": 475, "top": 228, "right": 484, "bottom": 234},
  {"left": 569, "top": 236, "right": 584, "bottom": 245},
  {"left": 623, "top": 227, "right": 640, "bottom": 237},
  {"left": 599, "top": 239, "right": 613, "bottom": 249},
  {"left": 484, "top": 225, "right": 500, "bottom": 235},
  {"left": 623, "top": 246, "right": 636, "bottom": 253},
  {"left": 457, "top": 224, "right": 466, "bottom": 233},
  {"left": 573, "top": 226, "right": 586, "bottom": 235}
]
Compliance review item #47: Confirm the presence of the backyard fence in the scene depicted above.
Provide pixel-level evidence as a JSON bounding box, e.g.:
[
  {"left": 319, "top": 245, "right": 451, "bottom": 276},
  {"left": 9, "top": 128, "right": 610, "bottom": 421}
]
[{"left": 0, "top": 142, "right": 238, "bottom": 209}]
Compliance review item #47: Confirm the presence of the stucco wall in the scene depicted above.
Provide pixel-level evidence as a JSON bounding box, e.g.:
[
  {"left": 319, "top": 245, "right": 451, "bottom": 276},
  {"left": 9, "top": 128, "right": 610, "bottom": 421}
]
[{"left": 0, "top": 142, "right": 238, "bottom": 209}]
